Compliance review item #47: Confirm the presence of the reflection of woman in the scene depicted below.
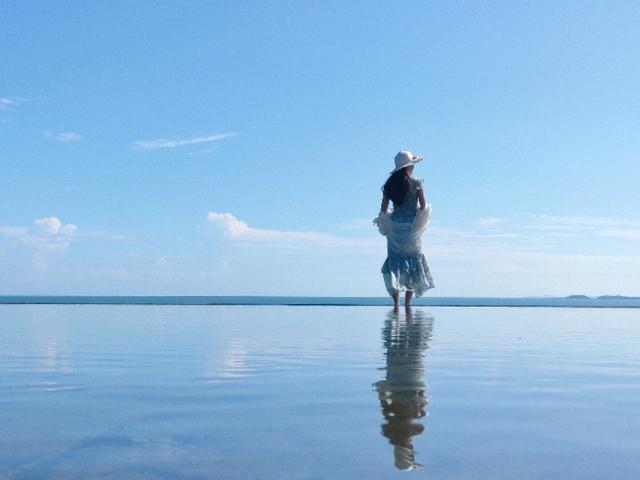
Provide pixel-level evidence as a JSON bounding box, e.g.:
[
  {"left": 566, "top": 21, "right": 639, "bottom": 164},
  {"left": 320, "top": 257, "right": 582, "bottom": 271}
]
[
  {"left": 374, "top": 309, "right": 434, "bottom": 471},
  {"left": 374, "top": 151, "right": 435, "bottom": 309}
]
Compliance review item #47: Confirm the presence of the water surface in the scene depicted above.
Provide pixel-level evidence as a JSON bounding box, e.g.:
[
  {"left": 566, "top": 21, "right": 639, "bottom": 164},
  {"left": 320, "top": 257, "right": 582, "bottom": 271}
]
[{"left": 1, "top": 305, "right": 639, "bottom": 479}]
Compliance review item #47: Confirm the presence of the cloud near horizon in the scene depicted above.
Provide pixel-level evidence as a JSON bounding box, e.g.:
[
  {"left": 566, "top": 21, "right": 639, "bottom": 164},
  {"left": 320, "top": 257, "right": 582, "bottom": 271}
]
[
  {"left": 206, "top": 211, "right": 380, "bottom": 250},
  {"left": 205, "top": 210, "right": 640, "bottom": 294},
  {"left": 0, "top": 216, "right": 78, "bottom": 252},
  {"left": 206, "top": 210, "right": 640, "bottom": 257},
  {"left": 472, "top": 213, "right": 640, "bottom": 243},
  {"left": 133, "top": 133, "right": 238, "bottom": 151},
  {"left": 0, "top": 217, "right": 129, "bottom": 254}
]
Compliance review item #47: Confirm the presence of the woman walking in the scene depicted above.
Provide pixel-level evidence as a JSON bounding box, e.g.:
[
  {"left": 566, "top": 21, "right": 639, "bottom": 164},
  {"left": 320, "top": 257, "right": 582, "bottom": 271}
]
[{"left": 374, "top": 151, "right": 434, "bottom": 309}]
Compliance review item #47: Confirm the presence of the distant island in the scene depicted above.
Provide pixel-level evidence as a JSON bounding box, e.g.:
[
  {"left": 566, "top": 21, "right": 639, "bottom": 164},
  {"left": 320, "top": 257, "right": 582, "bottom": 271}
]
[{"left": 566, "top": 295, "right": 640, "bottom": 300}]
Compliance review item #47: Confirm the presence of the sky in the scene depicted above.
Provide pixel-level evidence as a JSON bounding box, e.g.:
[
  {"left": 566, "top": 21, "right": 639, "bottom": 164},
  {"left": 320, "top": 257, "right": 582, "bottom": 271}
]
[{"left": 2, "top": 0, "right": 640, "bottom": 297}]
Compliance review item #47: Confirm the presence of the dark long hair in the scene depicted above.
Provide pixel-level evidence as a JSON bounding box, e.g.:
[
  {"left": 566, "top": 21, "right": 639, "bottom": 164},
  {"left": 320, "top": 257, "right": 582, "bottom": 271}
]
[{"left": 383, "top": 167, "right": 410, "bottom": 205}]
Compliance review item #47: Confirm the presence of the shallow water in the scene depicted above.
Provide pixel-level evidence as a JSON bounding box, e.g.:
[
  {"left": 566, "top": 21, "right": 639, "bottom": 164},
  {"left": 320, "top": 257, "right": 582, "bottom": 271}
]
[{"left": 1, "top": 305, "right": 639, "bottom": 479}]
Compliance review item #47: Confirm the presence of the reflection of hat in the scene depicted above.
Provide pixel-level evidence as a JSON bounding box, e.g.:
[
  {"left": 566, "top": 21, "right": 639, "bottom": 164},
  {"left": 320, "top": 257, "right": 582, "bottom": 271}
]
[
  {"left": 390, "top": 150, "right": 423, "bottom": 174},
  {"left": 394, "top": 445, "right": 423, "bottom": 471}
]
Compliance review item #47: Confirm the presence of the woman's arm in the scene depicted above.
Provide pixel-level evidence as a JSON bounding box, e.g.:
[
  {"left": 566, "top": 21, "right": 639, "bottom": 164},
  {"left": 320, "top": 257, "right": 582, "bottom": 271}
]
[
  {"left": 380, "top": 193, "right": 390, "bottom": 213},
  {"left": 418, "top": 189, "right": 426, "bottom": 210}
]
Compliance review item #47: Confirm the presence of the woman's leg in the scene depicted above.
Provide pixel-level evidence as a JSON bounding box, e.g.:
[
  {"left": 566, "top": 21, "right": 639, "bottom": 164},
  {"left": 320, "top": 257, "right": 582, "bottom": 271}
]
[
  {"left": 392, "top": 291, "right": 400, "bottom": 309},
  {"left": 405, "top": 290, "right": 413, "bottom": 308}
]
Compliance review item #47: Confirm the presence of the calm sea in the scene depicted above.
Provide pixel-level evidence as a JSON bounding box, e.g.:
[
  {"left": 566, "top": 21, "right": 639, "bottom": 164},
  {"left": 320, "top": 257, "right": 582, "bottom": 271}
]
[
  {"left": 1, "top": 305, "right": 639, "bottom": 479},
  {"left": 1, "top": 295, "right": 640, "bottom": 307}
]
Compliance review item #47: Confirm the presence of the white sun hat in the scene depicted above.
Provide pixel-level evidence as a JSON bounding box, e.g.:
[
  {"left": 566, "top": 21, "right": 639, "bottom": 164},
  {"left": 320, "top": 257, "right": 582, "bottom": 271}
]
[{"left": 390, "top": 150, "right": 423, "bottom": 174}]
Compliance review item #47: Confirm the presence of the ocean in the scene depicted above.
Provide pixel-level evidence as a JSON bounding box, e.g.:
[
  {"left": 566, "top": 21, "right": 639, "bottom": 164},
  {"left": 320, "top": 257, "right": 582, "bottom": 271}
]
[
  {"left": 2, "top": 295, "right": 640, "bottom": 307},
  {"left": 1, "top": 303, "right": 639, "bottom": 478}
]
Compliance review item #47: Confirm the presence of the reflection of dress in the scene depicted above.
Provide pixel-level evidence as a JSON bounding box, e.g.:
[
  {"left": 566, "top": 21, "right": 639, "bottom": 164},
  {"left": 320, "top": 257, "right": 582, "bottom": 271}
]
[
  {"left": 374, "top": 310, "right": 434, "bottom": 471},
  {"left": 373, "top": 176, "right": 435, "bottom": 296}
]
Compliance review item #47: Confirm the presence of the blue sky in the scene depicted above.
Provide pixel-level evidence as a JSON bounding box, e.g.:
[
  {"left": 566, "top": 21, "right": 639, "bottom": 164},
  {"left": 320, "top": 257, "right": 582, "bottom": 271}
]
[{"left": 2, "top": 1, "right": 639, "bottom": 296}]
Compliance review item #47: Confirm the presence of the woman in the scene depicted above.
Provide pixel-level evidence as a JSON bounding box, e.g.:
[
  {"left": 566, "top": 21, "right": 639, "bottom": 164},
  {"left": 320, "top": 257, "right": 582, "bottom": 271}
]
[{"left": 374, "top": 151, "right": 434, "bottom": 309}]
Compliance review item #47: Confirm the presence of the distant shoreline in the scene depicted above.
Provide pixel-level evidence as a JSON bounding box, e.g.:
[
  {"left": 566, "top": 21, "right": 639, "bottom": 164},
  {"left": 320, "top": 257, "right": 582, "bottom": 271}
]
[{"left": 1, "top": 296, "right": 640, "bottom": 308}]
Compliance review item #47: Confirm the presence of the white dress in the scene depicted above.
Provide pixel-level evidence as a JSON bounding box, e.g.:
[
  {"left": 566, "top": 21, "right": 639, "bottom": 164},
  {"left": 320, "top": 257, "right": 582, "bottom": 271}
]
[{"left": 373, "top": 176, "right": 435, "bottom": 296}]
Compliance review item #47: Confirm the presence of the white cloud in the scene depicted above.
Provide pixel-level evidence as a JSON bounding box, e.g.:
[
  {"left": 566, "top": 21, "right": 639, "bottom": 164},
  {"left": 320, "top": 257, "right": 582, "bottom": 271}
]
[
  {"left": 105, "top": 233, "right": 132, "bottom": 241},
  {"left": 0, "top": 97, "right": 29, "bottom": 123},
  {"left": 599, "top": 228, "right": 640, "bottom": 240},
  {"left": 25, "top": 217, "right": 77, "bottom": 251},
  {"left": 0, "top": 97, "right": 28, "bottom": 110},
  {"left": 429, "top": 225, "right": 475, "bottom": 237},
  {"left": 464, "top": 213, "right": 640, "bottom": 242},
  {"left": 133, "top": 133, "right": 237, "bottom": 151},
  {"left": 19, "top": 234, "right": 72, "bottom": 252},
  {"left": 45, "top": 131, "right": 82, "bottom": 142},
  {"left": 0, "top": 226, "right": 28, "bottom": 236},
  {"left": 523, "top": 214, "right": 640, "bottom": 230},
  {"left": 1, "top": 218, "right": 130, "bottom": 277},
  {"left": 340, "top": 218, "right": 375, "bottom": 230},
  {"left": 206, "top": 210, "right": 640, "bottom": 257},
  {"left": 0, "top": 98, "right": 16, "bottom": 110},
  {"left": 420, "top": 213, "right": 640, "bottom": 294},
  {"left": 475, "top": 217, "right": 502, "bottom": 227},
  {"left": 0, "top": 217, "right": 77, "bottom": 252},
  {"left": 203, "top": 210, "right": 640, "bottom": 296},
  {"left": 207, "top": 211, "right": 380, "bottom": 250},
  {"left": 77, "top": 230, "right": 132, "bottom": 241},
  {"left": 34, "top": 217, "right": 77, "bottom": 236}
]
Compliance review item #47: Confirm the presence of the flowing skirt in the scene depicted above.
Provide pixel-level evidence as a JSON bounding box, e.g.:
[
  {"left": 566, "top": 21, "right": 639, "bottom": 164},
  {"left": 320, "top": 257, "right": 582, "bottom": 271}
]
[{"left": 374, "top": 205, "right": 435, "bottom": 297}]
